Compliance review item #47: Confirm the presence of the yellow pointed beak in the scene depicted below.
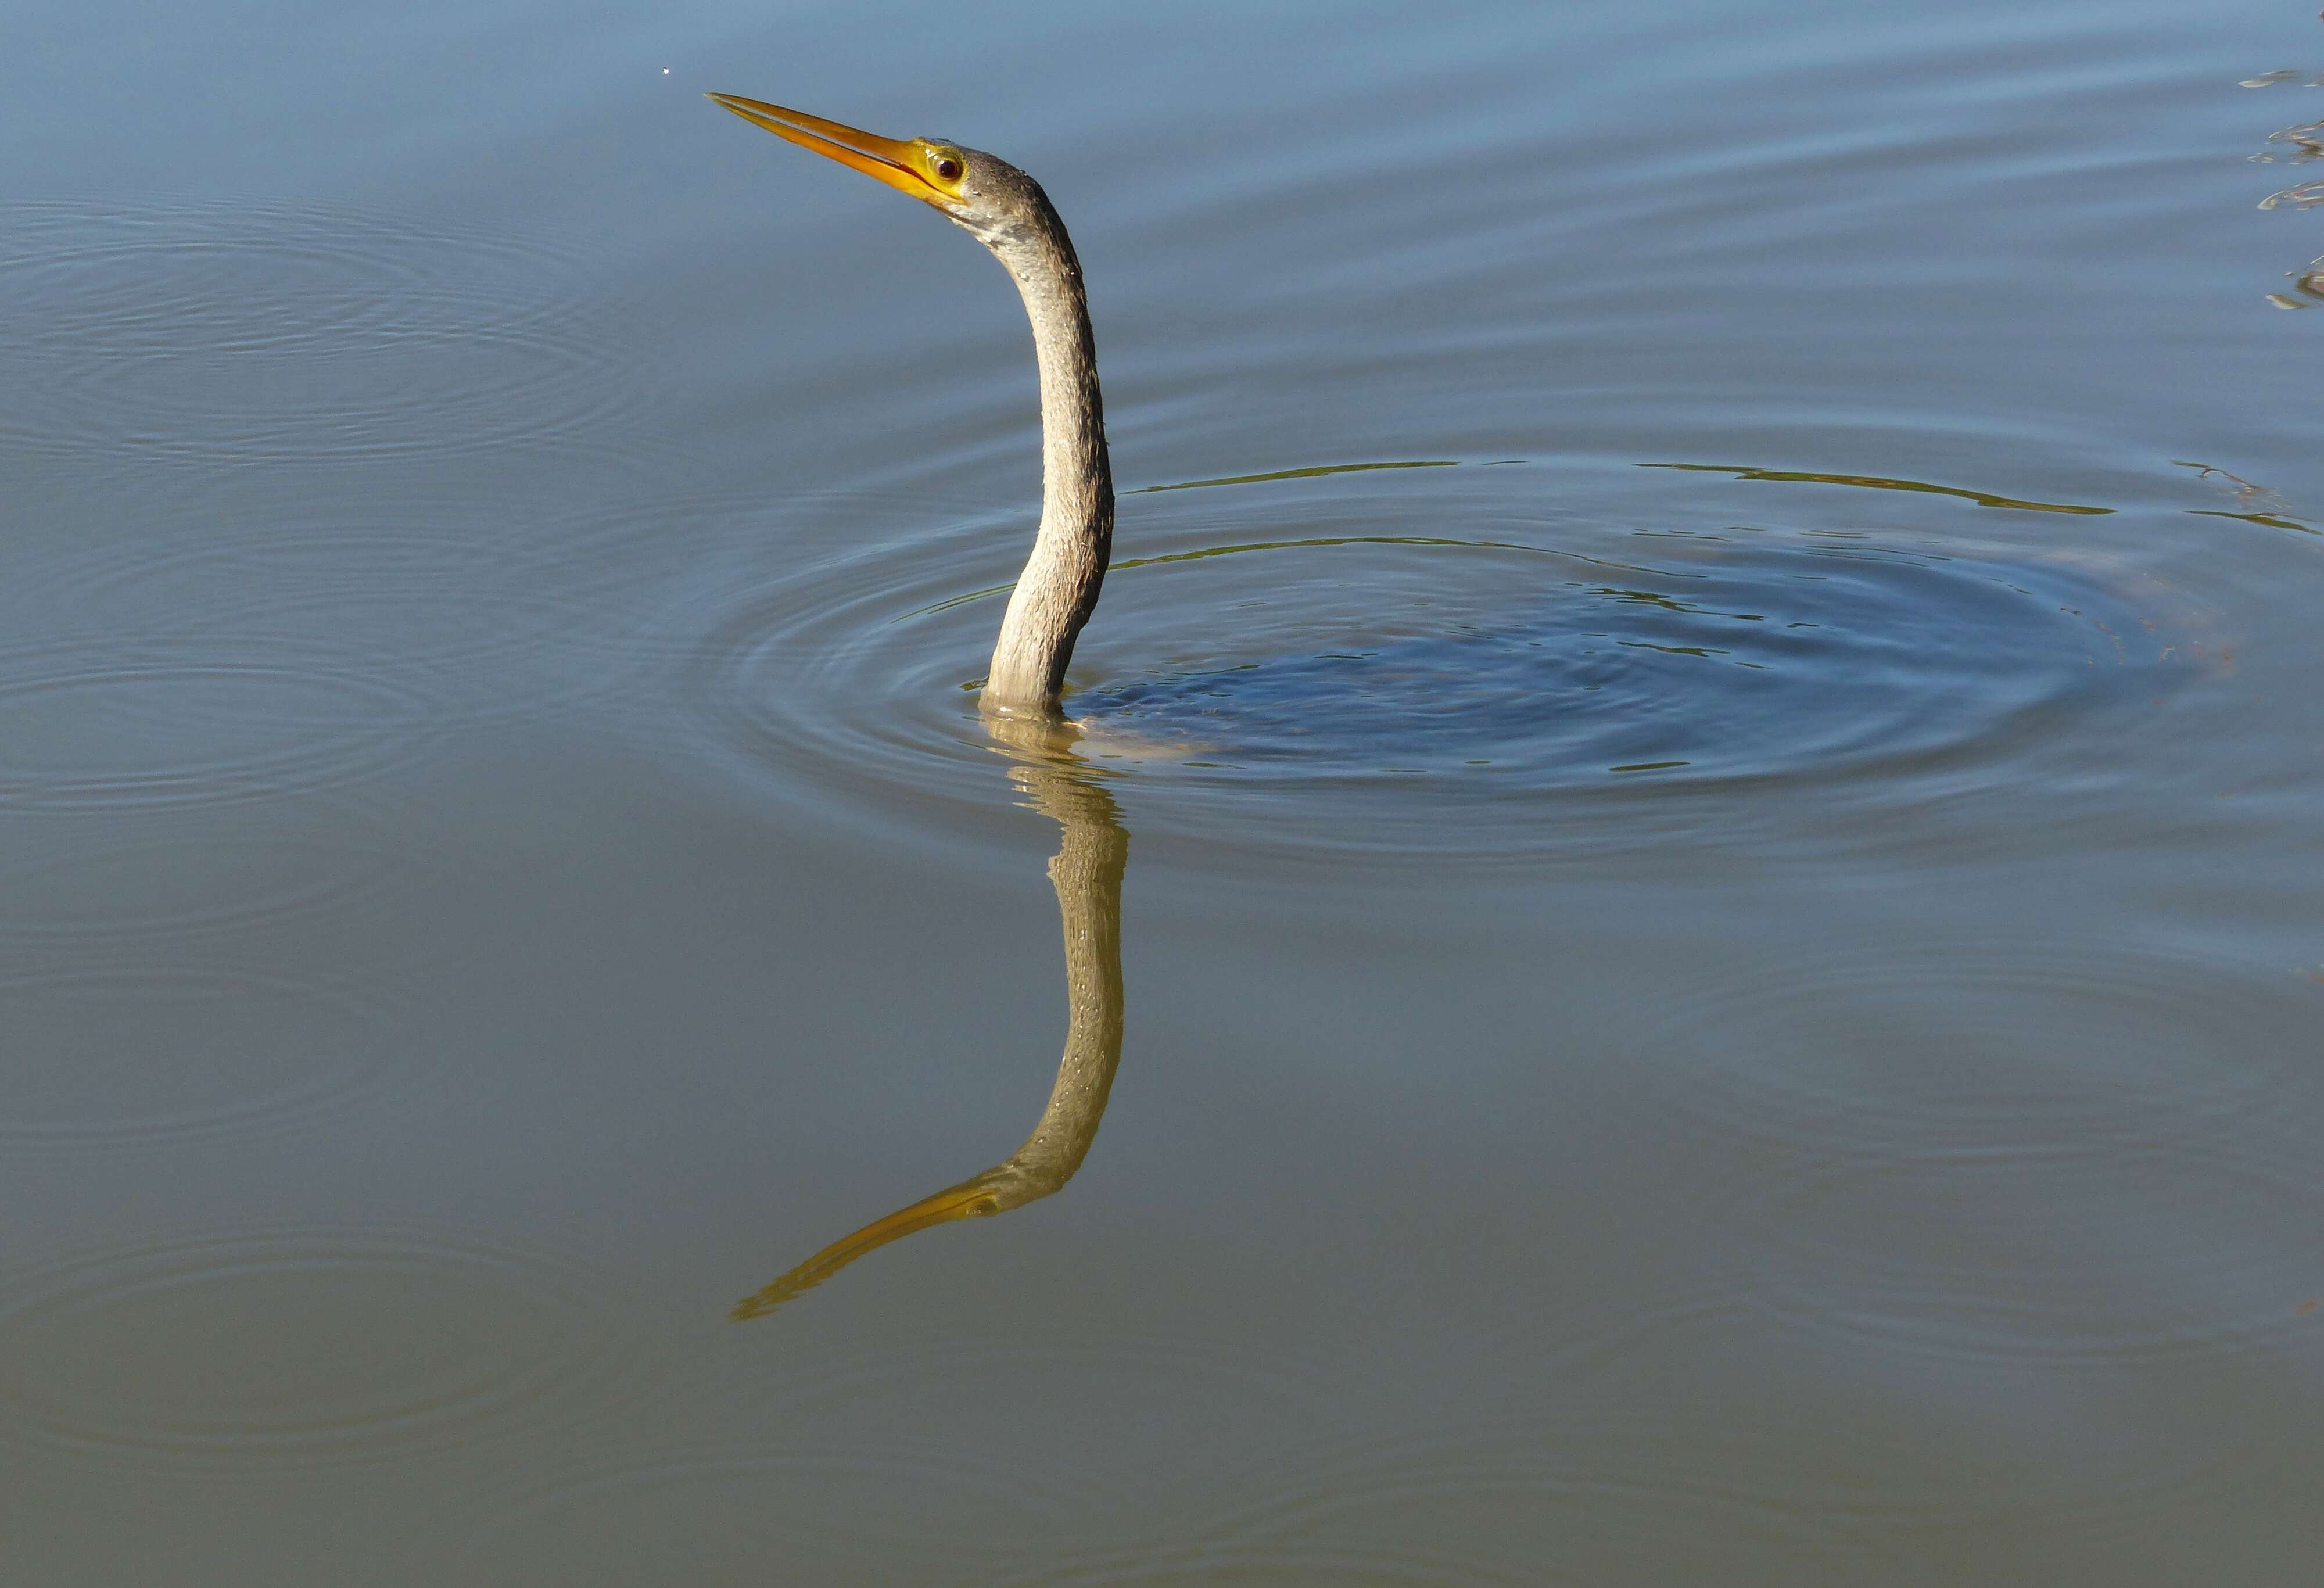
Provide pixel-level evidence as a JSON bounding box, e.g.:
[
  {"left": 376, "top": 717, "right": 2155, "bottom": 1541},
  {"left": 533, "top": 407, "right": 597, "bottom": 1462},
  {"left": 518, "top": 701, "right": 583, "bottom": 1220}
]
[
  {"left": 708, "top": 93, "right": 953, "bottom": 207},
  {"left": 730, "top": 1180, "right": 1001, "bottom": 1320}
]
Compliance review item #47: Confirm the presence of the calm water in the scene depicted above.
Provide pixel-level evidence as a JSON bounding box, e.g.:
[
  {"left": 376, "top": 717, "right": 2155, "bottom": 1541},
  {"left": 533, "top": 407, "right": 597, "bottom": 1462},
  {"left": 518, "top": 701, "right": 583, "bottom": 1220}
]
[{"left": 6, "top": 0, "right": 2322, "bottom": 1580}]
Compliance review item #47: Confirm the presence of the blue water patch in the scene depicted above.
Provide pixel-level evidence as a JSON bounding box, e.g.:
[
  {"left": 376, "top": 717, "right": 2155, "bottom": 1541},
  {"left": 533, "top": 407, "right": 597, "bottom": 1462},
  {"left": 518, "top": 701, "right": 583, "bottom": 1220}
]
[{"left": 1074, "top": 536, "right": 2158, "bottom": 788}]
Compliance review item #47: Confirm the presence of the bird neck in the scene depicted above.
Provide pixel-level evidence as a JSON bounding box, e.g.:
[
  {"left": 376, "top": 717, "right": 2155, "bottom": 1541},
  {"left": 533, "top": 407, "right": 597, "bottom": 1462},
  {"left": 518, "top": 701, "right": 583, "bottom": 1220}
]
[
  {"left": 727, "top": 755, "right": 1126, "bottom": 1321},
  {"left": 981, "top": 196, "right": 1113, "bottom": 715}
]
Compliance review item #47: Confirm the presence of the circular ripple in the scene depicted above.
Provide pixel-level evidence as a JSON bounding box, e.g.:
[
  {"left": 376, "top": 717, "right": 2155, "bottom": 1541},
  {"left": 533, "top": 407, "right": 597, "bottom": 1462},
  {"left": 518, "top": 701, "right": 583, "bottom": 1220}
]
[
  {"left": 11, "top": 496, "right": 643, "bottom": 723},
  {"left": 433, "top": 1447, "right": 1078, "bottom": 1585},
  {"left": 1000, "top": 1544, "right": 1542, "bottom": 1586},
  {"left": 1076, "top": 535, "right": 2128, "bottom": 775},
  {"left": 1633, "top": 934, "right": 2324, "bottom": 1163},
  {"left": 1176, "top": 1417, "right": 1837, "bottom": 1572},
  {"left": 0, "top": 824, "right": 419, "bottom": 948},
  {"left": 0, "top": 1227, "right": 635, "bottom": 1467},
  {"left": 648, "top": 472, "right": 2185, "bottom": 861},
  {"left": 0, "top": 199, "right": 643, "bottom": 465},
  {"left": 1149, "top": 1392, "right": 2243, "bottom": 1578},
  {"left": 0, "top": 644, "right": 441, "bottom": 812},
  {"left": 421, "top": 1336, "right": 1341, "bottom": 1582},
  {"left": 1715, "top": 1150, "right": 2324, "bottom": 1373},
  {"left": 0, "top": 959, "right": 410, "bottom": 1150}
]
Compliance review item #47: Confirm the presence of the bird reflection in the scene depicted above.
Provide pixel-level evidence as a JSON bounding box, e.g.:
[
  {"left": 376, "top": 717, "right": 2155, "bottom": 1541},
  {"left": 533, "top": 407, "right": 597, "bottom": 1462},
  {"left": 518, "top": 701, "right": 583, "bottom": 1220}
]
[{"left": 733, "top": 719, "right": 1125, "bottom": 1320}]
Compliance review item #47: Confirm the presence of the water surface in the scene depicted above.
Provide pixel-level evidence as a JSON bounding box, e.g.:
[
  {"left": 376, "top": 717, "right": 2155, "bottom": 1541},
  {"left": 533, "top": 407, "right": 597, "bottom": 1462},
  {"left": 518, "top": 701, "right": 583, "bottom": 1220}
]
[{"left": 5, "top": 0, "right": 2322, "bottom": 1582}]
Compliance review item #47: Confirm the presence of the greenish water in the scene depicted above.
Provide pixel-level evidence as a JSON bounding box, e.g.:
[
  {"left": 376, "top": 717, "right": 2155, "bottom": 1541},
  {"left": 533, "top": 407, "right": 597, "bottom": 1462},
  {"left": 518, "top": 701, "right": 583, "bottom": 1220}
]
[{"left": 3, "top": 1, "right": 2321, "bottom": 1582}]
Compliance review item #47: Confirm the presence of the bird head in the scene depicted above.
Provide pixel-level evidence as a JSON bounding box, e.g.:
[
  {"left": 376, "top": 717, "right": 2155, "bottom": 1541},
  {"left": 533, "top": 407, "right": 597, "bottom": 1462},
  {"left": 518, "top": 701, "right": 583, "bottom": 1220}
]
[{"left": 707, "top": 93, "right": 1045, "bottom": 248}]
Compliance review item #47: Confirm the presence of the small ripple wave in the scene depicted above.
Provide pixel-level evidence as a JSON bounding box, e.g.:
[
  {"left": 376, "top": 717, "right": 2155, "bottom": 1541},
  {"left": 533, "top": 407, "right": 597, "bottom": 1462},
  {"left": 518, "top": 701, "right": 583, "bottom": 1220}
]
[
  {"left": 0, "top": 816, "right": 429, "bottom": 951},
  {"left": 414, "top": 1334, "right": 1344, "bottom": 1580},
  {"left": 1633, "top": 933, "right": 2324, "bottom": 1164},
  {"left": 1634, "top": 931, "right": 2324, "bottom": 1372},
  {"left": 0, "top": 1225, "right": 643, "bottom": 1468},
  {"left": 0, "top": 956, "right": 413, "bottom": 1151},
  {"left": 636, "top": 460, "right": 2187, "bottom": 864},
  {"left": 1713, "top": 1149, "right": 2324, "bottom": 1374},
  {"left": 0, "top": 639, "right": 444, "bottom": 813},
  {"left": 0, "top": 198, "right": 647, "bottom": 467},
  {"left": 9, "top": 479, "right": 658, "bottom": 730}
]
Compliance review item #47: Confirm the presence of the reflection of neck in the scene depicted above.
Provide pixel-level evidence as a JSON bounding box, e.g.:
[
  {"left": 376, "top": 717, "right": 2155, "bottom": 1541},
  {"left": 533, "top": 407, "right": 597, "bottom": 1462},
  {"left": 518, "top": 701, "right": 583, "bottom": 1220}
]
[{"left": 734, "top": 746, "right": 1126, "bottom": 1320}]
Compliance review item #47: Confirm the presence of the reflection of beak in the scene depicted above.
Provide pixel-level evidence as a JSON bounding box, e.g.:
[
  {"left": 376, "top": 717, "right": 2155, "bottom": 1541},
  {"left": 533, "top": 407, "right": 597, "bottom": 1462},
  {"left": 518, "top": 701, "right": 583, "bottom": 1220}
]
[
  {"left": 731, "top": 1181, "right": 1000, "bottom": 1320},
  {"left": 706, "top": 93, "right": 952, "bottom": 208}
]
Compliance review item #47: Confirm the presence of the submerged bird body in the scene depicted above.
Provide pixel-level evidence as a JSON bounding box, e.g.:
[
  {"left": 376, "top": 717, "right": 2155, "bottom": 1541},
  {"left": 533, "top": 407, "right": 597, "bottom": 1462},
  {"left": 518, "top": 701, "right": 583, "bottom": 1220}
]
[{"left": 709, "top": 94, "right": 1111, "bottom": 715}]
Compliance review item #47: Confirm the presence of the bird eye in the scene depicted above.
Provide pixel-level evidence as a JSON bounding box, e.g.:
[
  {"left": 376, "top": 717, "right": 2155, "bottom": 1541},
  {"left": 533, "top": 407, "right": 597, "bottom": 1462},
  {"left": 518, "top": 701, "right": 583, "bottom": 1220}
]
[{"left": 932, "top": 153, "right": 964, "bottom": 182}]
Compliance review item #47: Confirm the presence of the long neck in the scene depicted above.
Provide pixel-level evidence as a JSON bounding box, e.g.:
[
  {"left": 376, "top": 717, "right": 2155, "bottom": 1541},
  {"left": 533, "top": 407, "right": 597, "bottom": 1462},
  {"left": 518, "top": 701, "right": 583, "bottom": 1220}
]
[
  {"left": 731, "top": 755, "right": 1127, "bottom": 1320},
  {"left": 980, "top": 193, "right": 1113, "bottom": 715}
]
